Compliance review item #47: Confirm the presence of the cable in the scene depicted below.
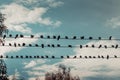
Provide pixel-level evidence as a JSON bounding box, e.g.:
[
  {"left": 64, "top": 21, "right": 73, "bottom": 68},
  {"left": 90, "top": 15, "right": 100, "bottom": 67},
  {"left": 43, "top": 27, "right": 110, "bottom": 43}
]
[
  {"left": 0, "top": 55, "right": 119, "bottom": 59},
  {"left": 1, "top": 34, "right": 119, "bottom": 41},
  {"left": 0, "top": 43, "right": 119, "bottom": 49}
]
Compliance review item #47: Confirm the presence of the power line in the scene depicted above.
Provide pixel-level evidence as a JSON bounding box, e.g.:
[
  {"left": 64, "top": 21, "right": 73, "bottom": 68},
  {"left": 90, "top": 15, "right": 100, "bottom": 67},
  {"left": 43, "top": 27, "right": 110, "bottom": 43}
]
[
  {"left": 1, "top": 34, "right": 120, "bottom": 41},
  {"left": 0, "top": 43, "right": 119, "bottom": 49},
  {"left": 0, "top": 55, "right": 119, "bottom": 59}
]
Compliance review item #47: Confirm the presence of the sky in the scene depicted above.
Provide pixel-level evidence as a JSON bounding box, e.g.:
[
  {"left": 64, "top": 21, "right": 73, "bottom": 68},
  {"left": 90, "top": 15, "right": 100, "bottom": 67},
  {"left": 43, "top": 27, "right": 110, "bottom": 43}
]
[{"left": 0, "top": 0, "right": 120, "bottom": 80}]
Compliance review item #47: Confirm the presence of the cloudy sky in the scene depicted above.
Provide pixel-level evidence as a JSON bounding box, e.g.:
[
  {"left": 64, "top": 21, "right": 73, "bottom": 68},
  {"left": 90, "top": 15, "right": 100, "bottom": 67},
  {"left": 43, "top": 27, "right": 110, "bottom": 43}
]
[{"left": 1, "top": 0, "right": 120, "bottom": 80}]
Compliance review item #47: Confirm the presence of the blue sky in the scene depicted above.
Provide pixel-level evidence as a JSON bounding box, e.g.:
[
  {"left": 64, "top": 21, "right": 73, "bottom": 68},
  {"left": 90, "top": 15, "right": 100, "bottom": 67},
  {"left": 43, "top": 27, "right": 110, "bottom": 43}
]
[{"left": 0, "top": 0, "right": 120, "bottom": 80}]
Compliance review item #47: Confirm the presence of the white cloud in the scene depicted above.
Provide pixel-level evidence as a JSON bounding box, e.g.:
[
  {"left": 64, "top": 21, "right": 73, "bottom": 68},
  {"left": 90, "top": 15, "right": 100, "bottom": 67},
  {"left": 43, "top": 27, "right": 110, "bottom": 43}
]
[
  {"left": 24, "top": 59, "right": 45, "bottom": 68},
  {"left": 58, "top": 40, "right": 120, "bottom": 78},
  {"left": 24, "top": 60, "right": 37, "bottom": 68},
  {"left": 24, "top": 40, "right": 120, "bottom": 79},
  {"left": 0, "top": 2, "right": 62, "bottom": 33},
  {"left": 27, "top": 71, "right": 44, "bottom": 76},
  {"left": 24, "top": 59, "right": 58, "bottom": 79},
  {"left": 32, "top": 64, "right": 58, "bottom": 72},
  {"left": 1, "top": 3, "right": 47, "bottom": 24},
  {"left": 25, "top": 64, "right": 58, "bottom": 80},
  {"left": 106, "top": 16, "right": 120, "bottom": 28},
  {"left": 8, "top": 24, "right": 32, "bottom": 33}
]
